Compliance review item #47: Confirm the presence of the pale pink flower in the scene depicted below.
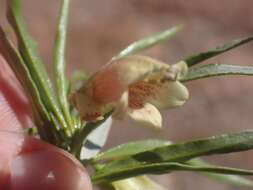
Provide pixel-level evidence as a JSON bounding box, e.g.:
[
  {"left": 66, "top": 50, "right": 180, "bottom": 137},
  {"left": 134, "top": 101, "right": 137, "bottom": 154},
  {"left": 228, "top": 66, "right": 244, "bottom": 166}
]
[{"left": 71, "top": 55, "right": 189, "bottom": 128}]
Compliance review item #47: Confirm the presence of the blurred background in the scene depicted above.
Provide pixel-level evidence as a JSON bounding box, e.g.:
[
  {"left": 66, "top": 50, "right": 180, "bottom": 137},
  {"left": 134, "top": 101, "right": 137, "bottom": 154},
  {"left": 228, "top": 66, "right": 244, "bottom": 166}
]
[{"left": 1, "top": 0, "right": 253, "bottom": 189}]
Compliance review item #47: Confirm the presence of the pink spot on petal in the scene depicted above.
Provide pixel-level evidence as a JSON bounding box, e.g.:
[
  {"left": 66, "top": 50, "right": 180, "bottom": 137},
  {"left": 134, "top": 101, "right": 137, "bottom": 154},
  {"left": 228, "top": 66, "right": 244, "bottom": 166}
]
[
  {"left": 129, "top": 81, "right": 157, "bottom": 109},
  {"left": 93, "top": 68, "right": 126, "bottom": 104}
]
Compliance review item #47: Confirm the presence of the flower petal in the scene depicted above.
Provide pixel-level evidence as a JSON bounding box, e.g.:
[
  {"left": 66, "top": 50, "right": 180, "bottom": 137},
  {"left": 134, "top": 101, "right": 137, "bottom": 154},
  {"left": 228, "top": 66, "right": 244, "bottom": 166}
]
[
  {"left": 127, "top": 103, "right": 162, "bottom": 129},
  {"left": 129, "top": 79, "right": 189, "bottom": 110},
  {"left": 170, "top": 61, "right": 188, "bottom": 80},
  {"left": 71, "top": 55, "right": 170, "bottom": 121},
  {"left": 89, "top": 55, "right": 169, "bottom": 104},
  {"left": 148, "top": 81, "right": 189, "bottom": 109},
  {"left": 112, "top": 91, "right": 129, "bottom": 120},
  {"left": 128, "top": 81, "right": 156, "bottom": 109},
  {"left": 110, "top": 55, "right": 168, "bottom": 85},
  {"left": 70, "top": 89, "right": 112, "bottom": 121},
  {"left": 112, "top": 176, "right": 166, "bottom": 190}
]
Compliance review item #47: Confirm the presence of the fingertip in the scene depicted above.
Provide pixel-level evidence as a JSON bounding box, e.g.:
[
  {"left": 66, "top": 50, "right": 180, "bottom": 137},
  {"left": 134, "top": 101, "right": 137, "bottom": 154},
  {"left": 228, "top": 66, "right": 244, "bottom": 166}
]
[{"left": 0, "top": 55, "right": 32, "bottom": 131}]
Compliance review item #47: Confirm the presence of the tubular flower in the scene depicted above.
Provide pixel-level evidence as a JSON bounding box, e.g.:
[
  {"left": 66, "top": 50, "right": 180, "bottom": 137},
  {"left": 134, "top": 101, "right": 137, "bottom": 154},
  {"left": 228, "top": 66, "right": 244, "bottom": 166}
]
[{"left": 71, "top": 55, "right": 189, "bottom": 128}]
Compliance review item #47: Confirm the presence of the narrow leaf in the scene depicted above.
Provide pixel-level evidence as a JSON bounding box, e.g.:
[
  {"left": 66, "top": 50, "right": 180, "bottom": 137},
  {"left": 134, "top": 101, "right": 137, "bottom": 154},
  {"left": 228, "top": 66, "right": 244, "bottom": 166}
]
[
  {"left": 94, "top": 139, "right": 253, "bottom": 187},
  {"left": 188, "top": 159, "right": 253, "bottom": 188},
  {"left": 53, "top": 0, "right": 73, "bottom": 130},
  {"left": 0, "top": 27, "right": 59, "bottom": 143},
  {"left": 93, "top": 162, "right": 253, "bottom": 184},
  {"left": 102, "top": 130, "right": 253, "bottom": 164},
  {"left": 8, "top": 0, "right": 69, "bottom": 135},
  {"left": 184, "top": 35, "right": 253, "bottom": 66},
  {"left": 94, "top": 139, "right": 171, "bottom": 161},
  {"left": 181, "top": 64, "right": 253, "bottom": 82},
  {"left": 93, "top": 130, "right": 253, "bottom": 183},
  {"left": 114, "top": 25, "right": 182, "bottom": 59},
  {"left": 95, "top": 139, "right": 253, "bottom": 187}
]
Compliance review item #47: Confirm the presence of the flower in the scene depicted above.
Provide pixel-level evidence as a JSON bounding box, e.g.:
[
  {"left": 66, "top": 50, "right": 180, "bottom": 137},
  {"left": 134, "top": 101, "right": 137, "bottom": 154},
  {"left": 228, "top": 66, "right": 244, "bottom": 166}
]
[
  {"left": 71, "top": 55, "right": 189, "bottom": 128},
  {"left": 112, "top": 175, "right": 166, "bottom": 190}
]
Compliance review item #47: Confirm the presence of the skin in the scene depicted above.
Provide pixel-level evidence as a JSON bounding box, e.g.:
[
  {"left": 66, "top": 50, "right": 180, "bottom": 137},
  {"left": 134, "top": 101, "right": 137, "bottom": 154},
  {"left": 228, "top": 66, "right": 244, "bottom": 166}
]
[{"left": 0, "top": 55, "right": 93, "bottom": 190}]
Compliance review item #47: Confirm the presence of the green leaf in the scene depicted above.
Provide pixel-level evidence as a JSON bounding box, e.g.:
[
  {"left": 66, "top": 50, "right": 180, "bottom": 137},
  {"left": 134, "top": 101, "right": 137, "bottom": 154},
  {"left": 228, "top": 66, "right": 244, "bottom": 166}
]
[
  {"left": 102, "top": 130, "right": 253, "bottom": 164},
  {"left": 94, "top": 139, "right": 171, "bottom": 161},
  {"left": 92, "top": 130, "right": 253, "bottom": 183},
  {"left": 8, "top": 0, "right": 69, "bottom": 135},
  {"left": 188, "top": 159, "right": 253, "bottom": 188},
  {"left": 94, "top": 139, "right": 253, "bottom": 187},
  {"left": 93, "top": 161, "right": 253, "bottom": 184},
  {"left": 181, "top": 64, "right": 253, "bottom": 82},
  {"left": 114, "top": 25, "right": 182, "bottom": 59},
  {"left": 0, "top": 27, "right": 59, "bottom": 144},
  {"left": 53, "top": 0, "right": 73, "bottom": 131},
  {"left": 184, "top": 35, "right": 253, "bottom": 67}
]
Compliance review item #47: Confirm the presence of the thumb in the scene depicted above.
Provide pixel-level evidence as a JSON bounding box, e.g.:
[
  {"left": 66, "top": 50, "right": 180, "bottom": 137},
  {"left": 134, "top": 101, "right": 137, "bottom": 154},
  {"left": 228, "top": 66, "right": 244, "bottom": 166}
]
[
  {"left": 0, "top": 55, "right": 32, "bottom": 187},
  {"left": 0, "top": 55, "right": 32, "bottom": 131}
]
